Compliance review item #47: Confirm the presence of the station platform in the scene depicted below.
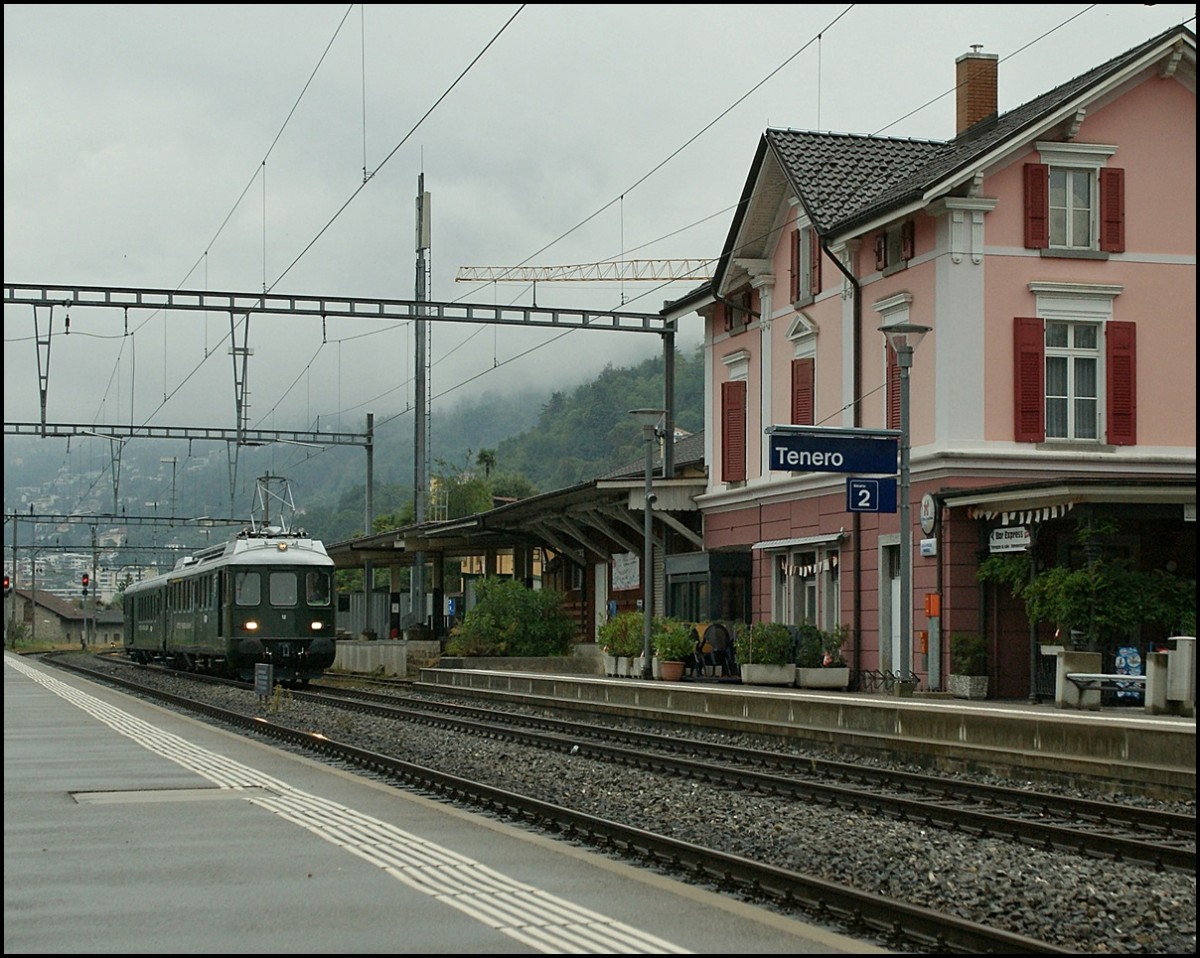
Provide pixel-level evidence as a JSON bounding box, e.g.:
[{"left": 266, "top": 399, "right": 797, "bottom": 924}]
[
  {"left": 415, "top": 668, "right": 1196, "bottom": 801},
  {"left": 4, "top": 651, "right": 885, "bottom": 955}
]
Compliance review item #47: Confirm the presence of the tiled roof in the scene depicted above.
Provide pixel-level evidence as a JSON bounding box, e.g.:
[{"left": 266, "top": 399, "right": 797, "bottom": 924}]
[
  {"left": 14, "top": 588, "right": 124, "bottom": 624},
  {"left": 600, "top": 429, "right": 706, "bottom": 480},
  {"left": 757, "top": 25, "right": 1193, "bottom": 239}
]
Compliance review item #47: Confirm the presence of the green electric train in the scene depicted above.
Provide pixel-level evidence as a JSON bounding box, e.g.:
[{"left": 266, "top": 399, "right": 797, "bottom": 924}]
[{"left": 123, "top": 526, "right": 337, "bottom": 684}]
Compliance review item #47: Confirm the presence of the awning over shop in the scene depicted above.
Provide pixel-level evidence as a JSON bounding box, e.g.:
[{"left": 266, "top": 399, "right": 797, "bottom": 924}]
[
  {"left": 969, "top": 501, "right": 1075, "bottom": 526},
  {"left": 940, "top": 478, "right": 1195, "bottom": 526}
]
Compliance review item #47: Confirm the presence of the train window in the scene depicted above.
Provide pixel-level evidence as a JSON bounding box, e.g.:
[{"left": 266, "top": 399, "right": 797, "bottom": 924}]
[
  {"left": 235, "top": 571, "right": 261, "bottom": 606},
  {"left": 306, "top": 571, "right": 331, "bottom": 607},
  {"left": 269, "top": 571, "right": 298, "bottom": 607}
]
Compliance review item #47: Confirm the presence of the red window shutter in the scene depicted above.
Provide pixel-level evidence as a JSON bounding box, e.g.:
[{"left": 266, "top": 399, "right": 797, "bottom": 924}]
[
  {"left": 722, "top": 301, "right": 733, "bottom": 332},
  {"left": 790, "top": 229, "right": 801, "bottom": 302},
  {"left": 1023, "top": 163, "right": 1049, "bottom": 249},
  {"left": 791, "top": 358, "right": 814, "bottom": 426},
  {"left": 1013, "top": 317, "right": 1045, "bottom": 442},
  {"left": 874, "top": 234, "right": 887, "bottom": 270},
  {"left": 721, "top": 381, "right": 747, "bottom": 482},
  {"left": 886, "top": 345, "right": 900, "bottom": 430},
  {"left": 901, "top": 221, "right": 915, "bottom": 260},
  {"left": 808, "top": 227, "right": 822, "bottom": 294},
  {"left": 1099, "top": 167, "right": 1125, "bottom": 253},
  {"left": 1106, "top": 321, "right": 1136, "bottom": 445}
]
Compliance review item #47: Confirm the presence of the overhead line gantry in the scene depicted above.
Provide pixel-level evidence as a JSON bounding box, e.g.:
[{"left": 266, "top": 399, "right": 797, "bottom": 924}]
[{"left": 3, "top": 282, "right": 681, "bottom": 479}]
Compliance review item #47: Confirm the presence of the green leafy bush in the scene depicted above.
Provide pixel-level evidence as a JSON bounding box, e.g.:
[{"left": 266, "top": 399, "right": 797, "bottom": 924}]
[
  {"left": 597, "top": 611, "right": 645, "bottom": 658},
  {"left": 733, "top": 621, "right": 795, "bottom": 665},
  {"left": 445, "top": 577, "right": 575, "bottom": 657},
  {"left": 949, "top": 632, "right": 988, "bottom": 676},
  {"left": 654, "top": 618, "right": 696, "bottom": 662},
  {"left": 794, "top": 623, "right": 848, "bottom": 668}
]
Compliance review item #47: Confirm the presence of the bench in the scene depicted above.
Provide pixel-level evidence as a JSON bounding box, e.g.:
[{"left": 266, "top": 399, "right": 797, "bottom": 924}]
[{"left": 1066, "top": 672, "right": 1147, "bottom": 692}]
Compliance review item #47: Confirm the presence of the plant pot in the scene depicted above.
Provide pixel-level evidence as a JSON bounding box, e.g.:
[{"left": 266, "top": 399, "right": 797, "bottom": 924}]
[
  {"left": 948, "top": 673, "right": 989, "bottom": 700},
  {"left": 602, "top": 654, "right": 618, "bottom": 677},
  {"left": 660, "top": 659, "right": 685, "bottom": 681},
  {"left": 617, "top": 656, "right": 633, "bottom": 678},
  {"left": 796, "top": 666, "right": 850, "bottom": 690},
  {"left": 739, "top": 663, "right": 796, "bottom": 686}
]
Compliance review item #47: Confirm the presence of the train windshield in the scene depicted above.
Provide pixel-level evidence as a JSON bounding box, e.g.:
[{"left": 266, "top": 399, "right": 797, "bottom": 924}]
[
  {"left": 269, "top": 571, "right": 298, "bottom": 607},
  {"left": 234, "top": 571, "right": 260, "bottom": 606},
  {"left": 306, "top": 571, "right": 332, "bottom": 607}
]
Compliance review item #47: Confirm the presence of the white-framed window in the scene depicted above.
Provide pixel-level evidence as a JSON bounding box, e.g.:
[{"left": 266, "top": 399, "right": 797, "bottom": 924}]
[
  {"left": 1048, "top": 167, "right": 1095, "bottom": 250},
  {"left": 1015, "top": 283, "right": 1135, "bottom": 446},
  {"left": 790, "top": 225, "right": 822, "bottom": 304},
  {"left": 1045, "top": 320, "right": 1099, "bottom": 440},
  {"left": 1025, "top": 143, "right": 1123, "bottom": 254},
  {"left": 772, "top": 547, "right": 840, "bottom": 630},
  {"left": 874, "top": 221, "right": 915, "bottom": 274}
]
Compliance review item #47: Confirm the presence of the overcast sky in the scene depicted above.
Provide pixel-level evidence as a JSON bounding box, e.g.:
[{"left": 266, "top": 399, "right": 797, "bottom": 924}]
[{"left": 5, "top": 4, "right": 1196, "bottom": 443}]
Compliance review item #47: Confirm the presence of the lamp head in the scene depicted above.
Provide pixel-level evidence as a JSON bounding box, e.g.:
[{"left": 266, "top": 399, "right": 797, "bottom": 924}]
[
  {"left": 628, "top": 408, "right": 667, "bottom": 430},
  {"left": 879, "top": 322, "right": 931, "bottom": 355}
]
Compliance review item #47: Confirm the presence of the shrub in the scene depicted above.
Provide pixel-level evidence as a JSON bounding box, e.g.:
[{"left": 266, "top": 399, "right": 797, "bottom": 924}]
[
  {"left": 949, "top": 632, "right": 988, "bottom": 676},
  {"left": 597, "top": 611, "right": 645, "bottom": 658},
  {"left": 794, "top": 623, "right": 848, "bottom": 668},
  {"left": 445, "top": 577, "right": 575, "bottom": 657},
  {"left": 733, "top": 620, "right": 794, "bottom": 665},
  {"left": 654, "top": 618, "right": 696, "bottom": 662}
]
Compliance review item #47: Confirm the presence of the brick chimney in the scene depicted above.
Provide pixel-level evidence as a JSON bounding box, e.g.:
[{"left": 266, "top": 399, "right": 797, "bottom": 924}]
[{"left": 956, "top": 46, "right": 998, "bottom": 134}]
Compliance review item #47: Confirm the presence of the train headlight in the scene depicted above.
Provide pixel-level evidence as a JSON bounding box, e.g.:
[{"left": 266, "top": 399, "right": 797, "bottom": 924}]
[
  {"left": 242, "top": 620, "right": 260, "bottom": 631},
  {"left": 310, "top": 620, "right": 324, "bottom": 631}
]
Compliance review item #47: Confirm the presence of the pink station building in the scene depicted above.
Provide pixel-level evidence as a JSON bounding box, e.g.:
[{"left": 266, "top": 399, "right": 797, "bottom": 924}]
[{"left": 661, "top": 25, "right": 1196, "bottom": 698}]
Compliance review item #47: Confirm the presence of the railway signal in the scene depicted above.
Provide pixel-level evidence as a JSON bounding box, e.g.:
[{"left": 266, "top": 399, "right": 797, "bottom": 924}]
[
  {"left": 3, "top": 573, "right": 11, "bottom": 596},
  {"left": 81, "top": 572, "right": 89, "bottom": 597}
]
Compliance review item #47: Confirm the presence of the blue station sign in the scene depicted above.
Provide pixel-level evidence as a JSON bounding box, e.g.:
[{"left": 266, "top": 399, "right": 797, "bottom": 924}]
[{"left": 769, "top": 431, "right": 898, "bottom": 475}]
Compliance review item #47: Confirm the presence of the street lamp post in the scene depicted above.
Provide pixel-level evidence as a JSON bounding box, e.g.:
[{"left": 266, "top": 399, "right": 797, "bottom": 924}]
[
  {"left": 629, "top": 408, "right": 667, "bottom": 680},
  {"left": 880, "top": 323, "right": 929, "bottom": 686}
]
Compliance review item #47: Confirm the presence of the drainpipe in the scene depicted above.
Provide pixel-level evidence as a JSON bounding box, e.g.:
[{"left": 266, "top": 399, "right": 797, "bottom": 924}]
[{"left": 823, "top": 238, "right": 863, "bottom": 684}]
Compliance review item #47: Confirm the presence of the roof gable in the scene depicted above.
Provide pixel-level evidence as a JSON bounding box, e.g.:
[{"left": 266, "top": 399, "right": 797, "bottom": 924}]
[{"left": 717, "top": 24, "right": 1195, "bottom": 292}]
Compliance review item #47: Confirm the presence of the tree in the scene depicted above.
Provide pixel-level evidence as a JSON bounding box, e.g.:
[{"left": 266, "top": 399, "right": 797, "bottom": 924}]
[
  {"left": 445, "top": 577, "right": 575, "bottom": 656},
  {"left": 977, "top": 516, "right": 1196, "bottom": 654},
  {"left": 475, "top": 448, "right": 496, "bottom": 478}
]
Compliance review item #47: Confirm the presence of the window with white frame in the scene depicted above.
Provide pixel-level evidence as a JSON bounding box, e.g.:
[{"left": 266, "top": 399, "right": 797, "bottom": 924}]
[
  {"left": 773, "top": 548, "right": 840, "bottom": 630},
  {"left": 1049, "top": 168, "right": 1095, "bottom": 250},
  {"left": 1014, "top": 283, "right": 1134, "bottom": 446},
  {"left": 790, "top": 225, "right": 822, "bottom": 305},
  {"left": 1024, "top": 143, "right": 1123, "bottom": 254},
  {"left": 786, "top": 314, "right": 817, "bottom": 427},
  {"left": 1045, "top": 320, "right": 1099, "bottom": 440}
]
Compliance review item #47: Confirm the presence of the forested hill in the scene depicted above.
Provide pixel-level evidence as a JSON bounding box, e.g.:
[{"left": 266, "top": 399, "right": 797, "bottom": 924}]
[
  {"left": 1, "top": 345, "right": 705, "bottom": 549},
  {"left": 495, "top": 343, "right": 704, "bottom": 492}
]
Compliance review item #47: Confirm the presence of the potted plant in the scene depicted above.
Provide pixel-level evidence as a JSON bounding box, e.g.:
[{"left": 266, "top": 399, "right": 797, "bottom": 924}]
[
  {"left": 733, "top": 621, "right": 796, "bottom": 685},
  {"left": 794, "top": 624, "right": 851, "bottom": 690},
  {"left": 654, "top": 618, "right": 695, "bottom": 681},
  {"left": 598, "top": 611, "right": 644, "bottom": 676},
  {"left": 947, "top": 632, "right": 989, "bottom": 700}
]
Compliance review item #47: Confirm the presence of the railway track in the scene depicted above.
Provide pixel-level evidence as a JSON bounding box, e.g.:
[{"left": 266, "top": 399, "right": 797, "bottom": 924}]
[
  {"left": 305, "top": 680, "right": 1196, "bottom": 874},
  {"left": 45, "top": 652, "right": 1200, "bottom": 952},
  {"left": 46, "top": 651, "right": 1078, "bottom": 954}
]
